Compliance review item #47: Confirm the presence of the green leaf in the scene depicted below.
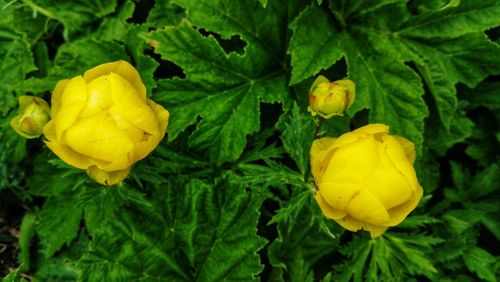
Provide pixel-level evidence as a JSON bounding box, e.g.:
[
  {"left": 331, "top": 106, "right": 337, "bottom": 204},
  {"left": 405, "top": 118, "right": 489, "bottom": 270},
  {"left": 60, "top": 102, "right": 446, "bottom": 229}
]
[
  {"left": 1, "top": 267, "right": 28, "bottom": 282},
  {"left": 462, "top": 91, "right": 500, "bottom": 165},
  {"left": 37, "top": 197, "right": 83, "bottom": 257},
  {"left": 33, "top": 233, "right": 87, "bottom": 282},
  {"left": 465, "top": 81, "right": 500, "bottom": 110},
  {"left": 228, "top": 160, "right": 305, "bottom": 189},
  {"left": 469, "top": 163, "right": 499, "bottom": 198},
  {"left": 36, "top": 0, "right": 118, "bottom": 39},
  {"left": 321, "top": 115, "right": 351, "bottom": 137},
  {"left": 0, "top": 117, "right": 27, "bottom": 190},
  {"left": 150, "top": 21, "right": 289, "bottom": 163},
  {"left": 238, "top": 130, "right": 285, "bottom": 164},
  {"left": 396, "top": 215, "right": 440, "bottom": 229},
  {"left": 171, "top": 0, "right": 304, "bottom": 59},
  {"left": 268, "top": 188, "right": 341, "bottom": 282},
  {"left": 20, "top": 37, "right": 131, "bottom": 95},
  {"left": 27, "top": 153, "right": 87, "bottom": 197},
  {"left": 81, "top": 183, "right": 151, "bottom": 235},
  {"left": 333, "top": 235, "right": 373, "bottom": 282},
  {"left": 335, "top": 233, "right": 442, "bottom": 281},
  {"left": 19, "top": 213, "right": 37, "bottom": 272},
  {"left": 342, "top": 31, "right": 427, "bottom": 152},
  {"left": 150, "top": 0, "right": 308, "bottom": 163},
  {"left": 276, "top": 103, "right": 316, "bottom": 174},
  {"left": 78, "top": 180, "right": 267, "bottom": 281},
  {"left": 0, "top": 0, "right": 49, "bottom": 42},
  {"left": 425, "top": 110, "right": 473, "bottom": 155},
  {"left": 289, "top": 4, "right": 428, "bottom": 153},
  {"left": 462, "top": 247, "right": 497, "bottom": 282},
  {"left": 443, "top": 214, "right": 472, "bottom": 234},
  {"left": 414, "top": 149, "right": 440, "bottom": 193},
  {"left": 96, "top": 10, "right": 160, "bottom": 94},
  {"left": 290, "top": 1, "right": 500, "bottom": 154},
  {"left": 147, "top": 0, "right": 185, "bottom": 27},
  {"left": 288, "top": 6, "right": 344, "bottom": 85},
  {"left": 398, "top": 0, "right": 500, "bottom": 39},
  {"left": 405, "top": 33, "right": 500, "bottom": 129},
  {"left": 481, "top": 214, "right": 500, "bottom": 241},
  {"left": 0, "top": 32, "right": 36, "bottom": 116}
]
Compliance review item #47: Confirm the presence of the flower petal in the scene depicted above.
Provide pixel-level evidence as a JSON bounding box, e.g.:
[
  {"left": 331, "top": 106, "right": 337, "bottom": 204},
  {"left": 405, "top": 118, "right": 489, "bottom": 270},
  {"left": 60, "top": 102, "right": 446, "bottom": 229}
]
[
  {"left": 109, "top": 106, "right": 144, "bottom": 144},
  {"left": 64, "top": 113, "right": 134, "bottom": 170},
  {"left": 309, "top": 75, "right": 330, "bottom": 92},
  {"left": 336, "top": 216, "right": 363, "bottom": 232},
  {"left": 353, "top": 123, "right": 389, "bottom": 136},
  {"left": 43, "top": 120, "right": 56, "bottom": 141},
  {"left": 83, "top": 60, "right": 146, "bottom": 100},
  {"left": 384, "top": 184, "right": 423, "bottom": 226},
  {"left": 10, "top": 116, "right": 37, "bottom": 139},
  {"left": 18, "top": 96, "right": 49, "bottom": 113},
  {"left": 109, "top": 73, "right": 159, "bottom": 134},
  {"left": 55, "top": 76, "right": 88, "bottom": 140},
  {"left": 335, "top": 216, "right": 388, "bottom": 238},
  {"left": 132, "top": 99, "right": 170, "bottom": 162},
  {"left": 361, "top": 138, "right": 414, "bottom": 209},
  {"left": 315, "top": 192, "right": 347, "bottom": 220},
  {"left": 346, "top": 188, "right": 390, "bottom": 225},
  {"left": 383, "top": 135, "right": 420, "bottom": 194},
  {"left": 322, "top": 135, "right": 379, "bottom": 183},
  {"left": 318, "top": 181, "right": 363, "bottom": 211},
  {"left": 364, "top": 224, "right": 388, "bottom": 239},
  {"left": 394, "top": 136, "right": 416, "bottom": 164},
  {"left": 79, "top": 75, "right": 113, "bottom": 118},
  {"left": 363, "top": 166, "right": 413, "bottom": 210},
  {"left": 50, "top": 79, "right": 70, "bottom": 119},
  {"left": 147, "top": 99, "right": 169, "bottom": 138},
  {"left": 310, "top": 137, "right": 336, "bottom": 183},
  {"left": 44, "top": 141, "right": 92, "bottom": 169},
  {"left": 86, "top": 165, "right": 130, "bottom": 186}
]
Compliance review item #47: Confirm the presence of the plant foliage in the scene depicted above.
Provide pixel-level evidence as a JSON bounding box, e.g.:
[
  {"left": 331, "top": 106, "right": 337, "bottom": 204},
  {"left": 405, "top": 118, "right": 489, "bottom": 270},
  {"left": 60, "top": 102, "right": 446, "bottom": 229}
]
[{"left": 1, "top": 0, "right": 499, "bottom": 281}]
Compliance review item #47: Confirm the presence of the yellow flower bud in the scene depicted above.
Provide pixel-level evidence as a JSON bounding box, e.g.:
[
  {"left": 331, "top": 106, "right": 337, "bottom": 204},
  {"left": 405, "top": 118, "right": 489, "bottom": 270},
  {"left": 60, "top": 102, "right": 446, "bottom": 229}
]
[
  {"left": 10, "top": 96, "right": 51, "bottom": 139},
  {"left": 43, "top": 60, "right": 169, "bottom": 186},
  {"left": 307, "top": 75, "right": 355, "bottom": 119},
  {"left": 310, "top": 124, "right": 422, "bottom": 238}
]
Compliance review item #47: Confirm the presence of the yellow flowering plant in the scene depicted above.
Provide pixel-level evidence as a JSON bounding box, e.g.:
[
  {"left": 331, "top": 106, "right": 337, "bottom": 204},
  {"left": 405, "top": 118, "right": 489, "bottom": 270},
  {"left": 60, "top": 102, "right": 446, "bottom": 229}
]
[
  {"left": 10, "top": 96, "right": 51, "bottom": 139},
  {"left": 3, "top": 1, "right": 499, "bottom": 280},
  {"left": 310, "top": 124, "right": 423, "bottom": 238},
  {"left": 42, "top": 60, "right": 169, "bottom": 185},
  {"left": 307, "top": 75, "right": 355, "bottom": 119}
]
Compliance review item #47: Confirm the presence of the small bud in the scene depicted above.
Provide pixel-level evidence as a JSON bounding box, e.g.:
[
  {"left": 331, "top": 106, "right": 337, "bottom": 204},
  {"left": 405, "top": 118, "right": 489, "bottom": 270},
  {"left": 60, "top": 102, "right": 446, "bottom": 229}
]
[
  {"left": 307, "top": 75, "right": 355, "bottom": 119},
  {"left": 10, "top": 96, "right": 51, "bottom": 139}
]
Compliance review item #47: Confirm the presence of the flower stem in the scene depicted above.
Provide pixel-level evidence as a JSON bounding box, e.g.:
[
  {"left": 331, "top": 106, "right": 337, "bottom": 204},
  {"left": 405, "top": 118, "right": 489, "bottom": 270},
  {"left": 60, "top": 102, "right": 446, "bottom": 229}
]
[
  {"left": 315, "top": 117, "right": 325, "bottom": 138},
  {"left": 22, "top": 0, "right": 55, "bottom": 19}
]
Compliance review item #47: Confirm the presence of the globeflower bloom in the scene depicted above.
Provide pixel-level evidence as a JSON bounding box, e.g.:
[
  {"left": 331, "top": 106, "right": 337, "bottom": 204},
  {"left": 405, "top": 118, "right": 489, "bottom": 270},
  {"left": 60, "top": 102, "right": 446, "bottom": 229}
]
[
  {"left": 308, "top": 75, "right": 355, "bottom": 119},
  {"left": 310, "top": 124, "right": 423, "bottom": 238},
  {"left": 43, "top": 60, "right": 169, "bottom": 185},
  {"left": 10, "top": 96, "right": 51, "bottom": 139}
]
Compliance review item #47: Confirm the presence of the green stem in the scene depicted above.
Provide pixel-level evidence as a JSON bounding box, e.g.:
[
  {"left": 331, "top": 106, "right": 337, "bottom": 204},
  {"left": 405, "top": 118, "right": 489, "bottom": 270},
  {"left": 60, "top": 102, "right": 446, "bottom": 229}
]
[
  {"left": 315, "top": 117, "right": 325, "bottom": 138},
  {"left": 22, "top": 0, "right": 55, "bottom": 19}
]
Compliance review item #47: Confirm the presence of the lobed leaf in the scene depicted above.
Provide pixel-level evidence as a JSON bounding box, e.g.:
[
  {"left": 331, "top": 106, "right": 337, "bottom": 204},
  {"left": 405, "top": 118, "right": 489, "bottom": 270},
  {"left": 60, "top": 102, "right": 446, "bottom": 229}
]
[{"left": 78, "top": 180, "right": 267, "bottom": 281}]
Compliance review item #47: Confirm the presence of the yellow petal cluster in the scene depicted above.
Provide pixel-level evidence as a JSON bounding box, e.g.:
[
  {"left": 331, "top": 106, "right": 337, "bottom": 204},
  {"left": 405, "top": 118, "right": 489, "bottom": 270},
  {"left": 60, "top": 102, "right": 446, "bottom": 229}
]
[
  {"left": 10, "top": 96, "right": 51, "bottom": 139},
  {"left": 310, "top": 124, "right": 423, "bottom": 238},
  {"left": 308, "top": 75, "right": 355, "bottom": 119},
  {"left": 43, "top": 61, "right": 169, "bottom": 185}
]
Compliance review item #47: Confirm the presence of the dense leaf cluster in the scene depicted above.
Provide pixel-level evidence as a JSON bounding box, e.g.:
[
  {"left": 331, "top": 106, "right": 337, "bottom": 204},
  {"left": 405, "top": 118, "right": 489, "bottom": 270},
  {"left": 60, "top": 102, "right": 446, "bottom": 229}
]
[{"left": 1, "top": 0, "right": 499, "bottom": 281}]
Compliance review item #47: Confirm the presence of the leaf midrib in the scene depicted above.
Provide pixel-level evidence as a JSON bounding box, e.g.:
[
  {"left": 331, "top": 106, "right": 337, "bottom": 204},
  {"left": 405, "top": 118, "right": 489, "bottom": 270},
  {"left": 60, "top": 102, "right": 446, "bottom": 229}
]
[{"left": 396, "top": 2, "right": 499, "bottom": 35}]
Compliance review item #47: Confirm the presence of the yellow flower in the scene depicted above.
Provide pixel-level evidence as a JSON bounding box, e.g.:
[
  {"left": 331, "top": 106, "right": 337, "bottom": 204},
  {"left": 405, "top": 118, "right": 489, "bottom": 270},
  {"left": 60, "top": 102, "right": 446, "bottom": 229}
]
[
  {"left": 10, "top": 96, "right": 51, "bottom": 139},
  {"left": 308, "top": 75, "right": 355, "bottom": 119},
  {"left": 310, "top": 124, "right": 423, "bottom": 238},
  {"left": 43, "top": 60, "right": 169, "bottom": 186}
]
